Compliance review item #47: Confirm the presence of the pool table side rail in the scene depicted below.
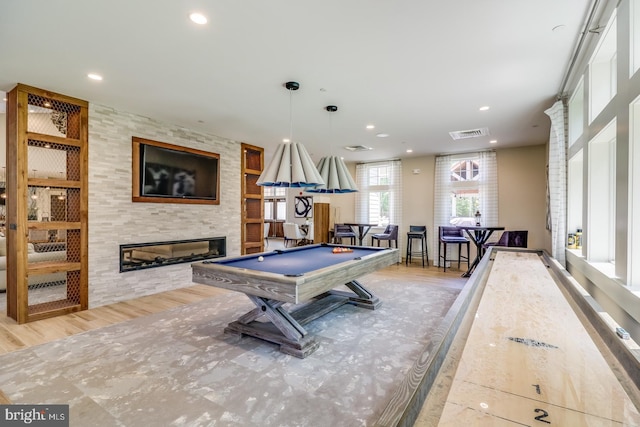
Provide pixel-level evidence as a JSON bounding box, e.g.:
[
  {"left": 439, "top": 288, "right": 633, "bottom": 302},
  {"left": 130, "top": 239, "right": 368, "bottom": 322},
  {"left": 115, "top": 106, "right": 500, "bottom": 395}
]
[
  {"left": 297, "top": 247, "right": 398, "bottom": 302},
  {"left": 191, "top": 247, "right": 398, "bottom": 304}
]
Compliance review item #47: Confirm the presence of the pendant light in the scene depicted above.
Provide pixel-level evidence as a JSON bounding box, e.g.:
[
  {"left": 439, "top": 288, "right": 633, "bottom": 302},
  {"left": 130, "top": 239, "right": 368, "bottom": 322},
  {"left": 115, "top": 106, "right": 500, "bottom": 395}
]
[
  {"left": 257, "top": 81, "right": 324, "bottom": 188},
  {"left": 307, "top": 105, "right": 358, "bottom": 193}
]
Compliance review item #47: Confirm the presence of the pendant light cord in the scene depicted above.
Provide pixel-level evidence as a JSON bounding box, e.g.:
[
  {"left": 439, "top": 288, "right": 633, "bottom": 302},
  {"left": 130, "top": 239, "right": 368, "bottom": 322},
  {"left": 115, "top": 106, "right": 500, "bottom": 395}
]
[{"left": 289, "top": 88, "right": 294, "bottom": 143}]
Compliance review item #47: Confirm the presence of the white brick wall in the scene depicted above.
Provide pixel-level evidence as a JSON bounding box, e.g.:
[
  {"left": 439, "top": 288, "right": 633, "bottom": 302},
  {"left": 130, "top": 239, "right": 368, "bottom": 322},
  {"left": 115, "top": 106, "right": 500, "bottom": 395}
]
[{"left": 88, "top": 104, "right": 242, "bottom": 307}]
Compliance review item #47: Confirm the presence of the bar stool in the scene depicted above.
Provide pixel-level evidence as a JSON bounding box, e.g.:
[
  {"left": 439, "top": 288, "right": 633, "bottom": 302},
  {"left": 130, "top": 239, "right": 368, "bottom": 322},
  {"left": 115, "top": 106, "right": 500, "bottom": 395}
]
[
  {"left": 438, "top": 226, "right": 470, "bottom": 272},
  {"left": 406, "top": 225, "right": 428, "bottom": 267}
]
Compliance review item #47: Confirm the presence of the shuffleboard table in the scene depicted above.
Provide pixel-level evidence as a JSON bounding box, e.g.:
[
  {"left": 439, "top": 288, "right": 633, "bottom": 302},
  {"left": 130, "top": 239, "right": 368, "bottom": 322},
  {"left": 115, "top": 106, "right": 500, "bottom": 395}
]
[{"left": 191, "top": 243, "right": 398, "bottom": 358}]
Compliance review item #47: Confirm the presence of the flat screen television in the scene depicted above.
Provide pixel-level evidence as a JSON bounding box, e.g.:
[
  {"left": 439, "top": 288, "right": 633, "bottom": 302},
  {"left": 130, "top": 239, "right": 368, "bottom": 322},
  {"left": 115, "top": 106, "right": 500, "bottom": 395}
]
[{"left": 132, "top": 137, "right": 220, "bottom": 205}]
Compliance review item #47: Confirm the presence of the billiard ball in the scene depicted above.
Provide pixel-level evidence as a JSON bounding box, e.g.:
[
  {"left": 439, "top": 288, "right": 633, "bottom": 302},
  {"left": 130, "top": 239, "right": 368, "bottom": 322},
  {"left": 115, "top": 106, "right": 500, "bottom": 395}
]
[{"left": 258, "top": 256, "right": 264, "bottom": 262}]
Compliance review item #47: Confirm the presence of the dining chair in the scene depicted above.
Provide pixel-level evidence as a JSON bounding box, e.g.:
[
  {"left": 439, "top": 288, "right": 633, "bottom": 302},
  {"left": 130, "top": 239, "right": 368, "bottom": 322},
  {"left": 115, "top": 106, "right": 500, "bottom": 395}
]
[
  {"left": 333, "top": 224, "right": 356, "bottom": 245},
  {"left": 263, "top": 222, "right": 270, "bottom": 247},
  {"left": 283, "top": 223, "right": 306, "bottom": 247},
  {"left": 483, "top": 230, "right": 528, "bottom": 250},
  {"left": 371, "top": 224, "right": 399, "bottom": 248},
  {"left": 438, "top": 226, "right": 470, "bottom": 272},
  {"left": 306, "top": 223, "right": 314, "bottom": 243}
]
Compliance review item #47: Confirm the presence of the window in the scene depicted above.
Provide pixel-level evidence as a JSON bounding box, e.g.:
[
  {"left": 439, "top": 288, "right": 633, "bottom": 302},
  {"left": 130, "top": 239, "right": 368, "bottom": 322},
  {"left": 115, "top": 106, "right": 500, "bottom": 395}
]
[
  {"left": 568, "top": 77, "right": 584, "bottom": 146},
  {"left": 450, "top": 159, "right": 480, "bottom": 223},
  {"left": 587, "top": 120, "right": 616, "bottom": 263},
  {"left": 589, "top": 12, "right": 617, "bottom": 123},
  {"left": 355, "top": 160, "right": 402, "bottom": 227},
  {"left": 435, "top": 151, "right": 497, "bottom": 230},
  {"left": 264, "top": 187, "right": 286, "bottom": 221}
]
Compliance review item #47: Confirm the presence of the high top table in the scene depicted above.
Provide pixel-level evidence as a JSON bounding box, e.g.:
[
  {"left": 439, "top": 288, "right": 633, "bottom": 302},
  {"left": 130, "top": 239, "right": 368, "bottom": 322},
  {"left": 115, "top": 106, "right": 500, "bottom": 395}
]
[
  {"left": 457, "top": 225, "right": 504, "bottom": 277},
  {"left": 344, "top": 222, "right": 377, "bottom": 246}
]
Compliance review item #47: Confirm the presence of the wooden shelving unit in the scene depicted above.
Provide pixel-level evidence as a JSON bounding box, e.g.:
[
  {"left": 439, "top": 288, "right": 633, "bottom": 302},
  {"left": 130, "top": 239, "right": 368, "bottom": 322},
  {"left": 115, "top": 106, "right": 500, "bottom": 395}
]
[
  {"left": 241, "top": 143, "right": 264, "bottom": 254},
  {"left": 5, "top": 84, "right": 88, "bottom": 323}
]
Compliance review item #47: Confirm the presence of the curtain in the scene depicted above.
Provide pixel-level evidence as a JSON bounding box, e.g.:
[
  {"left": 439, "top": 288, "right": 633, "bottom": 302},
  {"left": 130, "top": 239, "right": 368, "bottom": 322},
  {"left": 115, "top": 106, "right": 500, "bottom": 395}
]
[
  {"left": 355, "top": 160, "right": 403, "bottom": 260},
  {"left": 545, "top": 100, "right": 567, "bottom": 266},
  {"left": 355, "top": 164, "right": 368, "bottom": 223},
  {"left": 478, "top": 151, "right": 498, "bottom": 226},
  {"left": 434, "top": 155, "right": 453, "bottom": 254},
  {"left": 434, "top": 151, "right": 498, "bottom": 265}
]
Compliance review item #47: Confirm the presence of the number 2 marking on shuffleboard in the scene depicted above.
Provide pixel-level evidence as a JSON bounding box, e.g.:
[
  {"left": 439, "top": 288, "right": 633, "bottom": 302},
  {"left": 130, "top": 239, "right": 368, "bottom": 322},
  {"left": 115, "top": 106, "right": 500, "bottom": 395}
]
[{"left": 534, "top": 408, "right": 551, "bottom": 424}]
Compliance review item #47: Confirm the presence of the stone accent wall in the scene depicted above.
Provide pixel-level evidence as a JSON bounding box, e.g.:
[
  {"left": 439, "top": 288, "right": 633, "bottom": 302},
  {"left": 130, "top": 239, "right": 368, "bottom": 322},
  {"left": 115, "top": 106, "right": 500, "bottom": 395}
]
[{"left": 88, "top": 104, "right": 241, "bottom": 307}]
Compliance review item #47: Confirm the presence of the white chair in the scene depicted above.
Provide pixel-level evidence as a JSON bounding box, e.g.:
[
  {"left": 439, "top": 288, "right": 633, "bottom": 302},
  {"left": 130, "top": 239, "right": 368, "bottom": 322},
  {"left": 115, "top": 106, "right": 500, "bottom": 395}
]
[
  {"left": 283, "top": 223, "right": 306, "bottom": 247},
  {"left": 306, "top": 223, "right": 314, "bottom": 243},
  {"left": 263, "top": 223, "right": 270, "bottom": 247}
]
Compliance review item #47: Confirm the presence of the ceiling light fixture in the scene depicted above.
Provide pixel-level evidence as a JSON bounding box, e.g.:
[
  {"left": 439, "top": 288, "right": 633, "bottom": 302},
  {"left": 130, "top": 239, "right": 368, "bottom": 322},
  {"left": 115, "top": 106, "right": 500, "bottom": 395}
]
[
  {"left": 366, "top": 124, "right": 375, "bottom": 129},
  {"left": 308, "top": 106, "right": 357, "bottom": 194},
  {"left": 479, "top": 106, "right": 490, "bottom": 111},
  {"left": 376, "top": 133, "right": 389, "bottom": 138},
  {"left": 490, "top": 140, "right": 497, "bottom": 144},
  {"left": 189, "top": 12, "right": 208, "bottom": 25},
  {"left": 257, "top": 81, "right": 324, "bottom": 188},
  {"left": 87, "top": 73, "right": 103, "bottom": 81}
]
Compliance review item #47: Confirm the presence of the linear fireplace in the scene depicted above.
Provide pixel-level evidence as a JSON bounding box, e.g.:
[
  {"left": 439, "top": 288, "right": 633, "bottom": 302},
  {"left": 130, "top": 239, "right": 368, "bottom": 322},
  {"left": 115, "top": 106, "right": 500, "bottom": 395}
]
[{"left": 120, "top": 237, "right": 226, "bottom": 272}]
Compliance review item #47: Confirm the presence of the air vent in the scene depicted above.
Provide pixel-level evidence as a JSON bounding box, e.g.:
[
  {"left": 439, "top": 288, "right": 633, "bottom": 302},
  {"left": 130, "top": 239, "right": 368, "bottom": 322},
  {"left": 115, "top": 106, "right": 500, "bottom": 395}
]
[
  {"left": 449, "top": 127, "right": 490, "bottom": 140},
  {"left": 344, "top": 145, "right": 373, "bottom": 152}
]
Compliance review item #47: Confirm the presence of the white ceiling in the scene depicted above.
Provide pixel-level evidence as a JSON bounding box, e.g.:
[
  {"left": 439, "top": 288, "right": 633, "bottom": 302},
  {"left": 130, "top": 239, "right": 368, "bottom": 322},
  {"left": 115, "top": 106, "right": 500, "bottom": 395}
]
[{"left": 0, "top": 1, "right": 592, "bottom": 162}]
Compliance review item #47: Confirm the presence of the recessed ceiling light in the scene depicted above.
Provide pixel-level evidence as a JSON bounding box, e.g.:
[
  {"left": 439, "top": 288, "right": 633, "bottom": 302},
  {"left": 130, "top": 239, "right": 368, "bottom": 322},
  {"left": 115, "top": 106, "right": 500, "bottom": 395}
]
[
  {"left": 376, "top": 133, "right": 389, "bottom": 138},
  {"left": 479, "top": 106, "right": 490, "bottom": 111},
  {"left": 366, "top": 125, "right": 375, "bottom": 130},
  {"left": 87, "top": 73, "right": 103, "bottom": 81},
  {"left": 406, "top": 149, "right": 413, "bottom": 153},
  {"left": 490, "top": 140, "right": 497, "bottom": 144},
  {"left": 283, "top": 138, "right": 290, "bottom": 143},
  {"left": 189, "top": 12, "right": 208, "bottom": 25}
]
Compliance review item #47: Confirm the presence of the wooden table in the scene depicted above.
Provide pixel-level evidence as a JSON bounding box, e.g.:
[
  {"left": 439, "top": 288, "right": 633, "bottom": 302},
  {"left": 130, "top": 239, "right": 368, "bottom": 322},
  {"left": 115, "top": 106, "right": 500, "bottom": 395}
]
[
  {"left": 191, "top": 243, "right": 398, "bottom": 358},
  {"left": 344, "top": 222, "right": 377, "bottom": 246},
  {"left": 457, "top": 226, "right": 504, "bottom": 277}
]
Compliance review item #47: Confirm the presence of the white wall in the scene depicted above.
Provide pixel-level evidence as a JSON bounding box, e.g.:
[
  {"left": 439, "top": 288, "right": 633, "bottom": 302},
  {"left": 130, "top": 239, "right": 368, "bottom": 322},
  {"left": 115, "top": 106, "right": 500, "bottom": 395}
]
[
  {"left": 317, "top": 146, "right": 549, "bottom": 263},
  {"left": 87, "top": 104, "right": 241, "bottom": 307}
]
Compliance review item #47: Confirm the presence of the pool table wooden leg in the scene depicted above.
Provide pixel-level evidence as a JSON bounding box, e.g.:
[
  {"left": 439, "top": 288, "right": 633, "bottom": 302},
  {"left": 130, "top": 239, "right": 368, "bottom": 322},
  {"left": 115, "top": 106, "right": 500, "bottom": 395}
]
[
  {"left": 225, "top": 295, "right": 320, "bottom": 358},
  {"left": 328, "top": 280, "right": 382, "bottom": 310},
  {"left": 223, "top": 280, "right": 381, "bottom": 358}
]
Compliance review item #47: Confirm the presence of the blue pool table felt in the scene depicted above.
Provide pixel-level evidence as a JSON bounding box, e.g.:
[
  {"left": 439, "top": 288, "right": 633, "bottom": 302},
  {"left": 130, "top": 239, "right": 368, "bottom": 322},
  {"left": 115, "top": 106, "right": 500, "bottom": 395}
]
[{"left": 212, "top": 245, "right": 386, "bottom": 276}]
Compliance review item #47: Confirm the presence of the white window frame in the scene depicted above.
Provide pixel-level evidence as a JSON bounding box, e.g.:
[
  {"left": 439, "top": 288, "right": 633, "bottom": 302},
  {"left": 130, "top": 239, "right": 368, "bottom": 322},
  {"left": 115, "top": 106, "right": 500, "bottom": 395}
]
[{"left": 355, "top": 160, "right": 402, "bottom": 228}]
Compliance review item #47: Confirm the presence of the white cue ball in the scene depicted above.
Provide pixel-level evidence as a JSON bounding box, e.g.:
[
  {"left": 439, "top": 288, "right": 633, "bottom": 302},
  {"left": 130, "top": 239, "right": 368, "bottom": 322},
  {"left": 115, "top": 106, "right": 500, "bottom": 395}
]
[{"left": 258, "top": 256, "right": 264, "bottom": 262}]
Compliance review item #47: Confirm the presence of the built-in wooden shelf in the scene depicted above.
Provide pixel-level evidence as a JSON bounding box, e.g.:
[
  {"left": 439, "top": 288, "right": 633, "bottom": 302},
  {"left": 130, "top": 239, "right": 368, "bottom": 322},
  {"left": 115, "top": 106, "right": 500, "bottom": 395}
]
[
  {"left": 5, "top": 83, "right": 89, "bottom": 324},
  {"left": 241, "top": 143, "right": 264, "bottom": 255}
]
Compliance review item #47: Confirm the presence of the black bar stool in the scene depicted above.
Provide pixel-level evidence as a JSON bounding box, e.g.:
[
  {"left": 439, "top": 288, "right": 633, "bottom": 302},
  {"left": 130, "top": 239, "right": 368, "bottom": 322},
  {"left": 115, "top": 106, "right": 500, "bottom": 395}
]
[{"left": 406, "top": 225, "right": 428, "bottom": 267}]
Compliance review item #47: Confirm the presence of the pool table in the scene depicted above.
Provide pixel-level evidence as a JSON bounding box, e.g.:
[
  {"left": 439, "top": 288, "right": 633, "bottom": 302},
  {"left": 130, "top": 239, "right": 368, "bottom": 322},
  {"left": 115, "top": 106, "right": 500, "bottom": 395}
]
[{"left": 191, "top": 243, "right": 399, "bottom": 358}]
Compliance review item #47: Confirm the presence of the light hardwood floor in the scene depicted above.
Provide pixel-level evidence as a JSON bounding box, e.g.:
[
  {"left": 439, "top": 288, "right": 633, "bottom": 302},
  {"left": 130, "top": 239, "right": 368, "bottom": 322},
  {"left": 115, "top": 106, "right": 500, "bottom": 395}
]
[{"left": 0, "top": 284, "right": 230, "bottom": 356}]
